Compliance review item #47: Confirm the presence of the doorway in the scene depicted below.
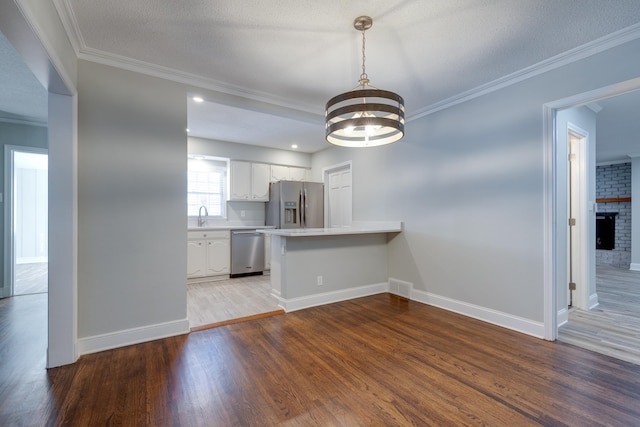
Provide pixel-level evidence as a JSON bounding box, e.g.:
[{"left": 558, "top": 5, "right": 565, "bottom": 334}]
[
  {"left": 544, "top": 76, "right": 640, "bottom": 343},
  {"left": 567, "top": 125, "right": 593, "bottom": 311},
  {"left": 4, "top": 147, "right": 48, "bottom": 297}
]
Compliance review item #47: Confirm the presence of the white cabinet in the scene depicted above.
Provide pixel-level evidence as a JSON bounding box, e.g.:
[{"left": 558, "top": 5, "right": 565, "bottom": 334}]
[
  {"left": 289, "top": 167, "right": 307, "bottom": 181},
  {"left": 229, "top": 161, "right": 251, "bottom": 200},
  {"left": 187, "top": 239, "right": 206, "bottom": 277},
  {"left": 270, "top": 165, "right": 308, "bottom": 182},
  {"left": 251, "top": 163, "right": 270, "bottom": 201},
  {"left": 229, "top": 161, "right": 270, "bottom": 201},
  {"left": 187, "top": 230, "right": 230, "bottom": 278}
]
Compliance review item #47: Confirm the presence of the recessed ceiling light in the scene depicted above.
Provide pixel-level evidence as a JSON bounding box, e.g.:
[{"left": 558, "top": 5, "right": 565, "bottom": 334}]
[
  {"left": 186, "top": 128, "right": 190, "bottom": 133},
  {"left": 193, "top": 96, "right": 204, "bottom": 103},
  {"left": 291, "top": 144, "right": 298, "bottom": 149}
]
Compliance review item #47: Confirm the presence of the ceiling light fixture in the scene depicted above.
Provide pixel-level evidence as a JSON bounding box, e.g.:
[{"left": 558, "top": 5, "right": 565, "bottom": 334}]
[
  {"left": 325, "top": 16, "right": 404, "bottom": 147},
  {"left": 193, "top": 96, "right": 204, "bottom": 103}
]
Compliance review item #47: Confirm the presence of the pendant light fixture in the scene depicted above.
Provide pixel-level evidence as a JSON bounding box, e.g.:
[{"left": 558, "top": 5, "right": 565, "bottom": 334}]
[{"left": 325, "top": 16, "right": 405, "bottom": 147}]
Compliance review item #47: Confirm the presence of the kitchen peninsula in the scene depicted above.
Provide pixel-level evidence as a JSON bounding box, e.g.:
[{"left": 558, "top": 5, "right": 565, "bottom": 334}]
[{"left": 258, "top": 221, "right": 402, "bottom": 312}]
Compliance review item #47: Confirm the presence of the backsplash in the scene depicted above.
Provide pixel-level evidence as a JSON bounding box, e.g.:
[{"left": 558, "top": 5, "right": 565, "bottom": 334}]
[{"left": 188, "top": 201, "right": 266, "bottom": 228}]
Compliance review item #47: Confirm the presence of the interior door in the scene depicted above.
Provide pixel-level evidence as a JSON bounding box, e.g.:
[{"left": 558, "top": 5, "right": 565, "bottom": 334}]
[{"left": 327, "top": 169, "right": 352, "bottom": 228}]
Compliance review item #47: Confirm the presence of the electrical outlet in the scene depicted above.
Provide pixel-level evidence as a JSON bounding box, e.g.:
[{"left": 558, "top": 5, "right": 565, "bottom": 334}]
[
  {"left": 240, "top": 210, "right": 246, "bottom": 218},
  {"left": 317, "top": 275, "right": 323, "bottom": 286}
]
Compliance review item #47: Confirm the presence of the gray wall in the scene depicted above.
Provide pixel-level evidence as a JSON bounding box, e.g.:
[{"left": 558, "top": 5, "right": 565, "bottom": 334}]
[
  {"left": 188, "top": 136, "right": 311, "bottom": 168},
  {"left": 0, "top": 122, "right": 48, "bottom": 287},
  {"left": 77, "top": 60, "right": 187, "bottom": 338},
  {"left": 313, "top": 37, "right": 640, "bottom": 324}
]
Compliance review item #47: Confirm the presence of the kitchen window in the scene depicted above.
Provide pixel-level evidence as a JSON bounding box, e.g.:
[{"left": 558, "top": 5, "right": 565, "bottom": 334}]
[{"left": 187, "top": 157, "right": 227, "bottom": 217}]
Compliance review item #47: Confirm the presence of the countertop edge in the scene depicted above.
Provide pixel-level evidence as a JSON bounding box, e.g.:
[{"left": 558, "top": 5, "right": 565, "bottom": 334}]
[
  {"left": 256, "top": 221, "right": 403, "bottom": 237},
  {"left": 188, "top": 225, "right": 276, "bottom": 231}
]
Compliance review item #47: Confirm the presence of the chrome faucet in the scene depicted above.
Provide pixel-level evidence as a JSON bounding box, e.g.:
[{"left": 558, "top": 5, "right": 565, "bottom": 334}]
[{"left": 198, "top": 205, "right": 208, "bottom": 227}]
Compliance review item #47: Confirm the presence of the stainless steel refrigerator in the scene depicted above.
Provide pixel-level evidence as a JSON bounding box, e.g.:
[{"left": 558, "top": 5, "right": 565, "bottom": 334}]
[{"left": 266, "top": 181, "right": 324, "bottom": 229}]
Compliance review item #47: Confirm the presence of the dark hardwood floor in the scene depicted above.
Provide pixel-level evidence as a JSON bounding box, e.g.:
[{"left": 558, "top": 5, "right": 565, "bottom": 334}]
[{"left": 2, "top": 293, "right": 640, "bottom": 426}]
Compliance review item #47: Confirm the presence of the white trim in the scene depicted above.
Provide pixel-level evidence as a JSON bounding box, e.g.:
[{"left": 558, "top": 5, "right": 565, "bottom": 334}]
[
  {"left": 543, "top": 104, "right": 557, "bottom": 340},
  {"left": 411, "top": 23, "right": 640, "bottom": 120},
  {"left": 277, "top": 282, "right": 388, "bottom": 312},
  {"left": 3, "top": 145, "right": 49, "bottom": 299},
  {"left": 411, "top": 289, "right": 545, "bottom": 339},
  {"left": 322, "top": 161, "right": 353, "bottom": 229},
  {"left": 273, "top": 280, "right": 547, "bottom": 340},
  {"left": 557, "top": 307, "right": 569, "bottom": 328},
  {"left": 567, "top": 123, "right": 592, "bottom": 311},
  {"left": 77, "top": 319, "right": 190, "bottom": 356},
  {"left": 0, "top": 116, "right": 47, "bottom": 127},
  {"left": 52, "top": 0, "right": 82, "bottom": 53},
  {"left": 630, "top": 263, "right": 640, "bottom": 271},
  {"left": 52, "top": 0, "right": 640, "bottom": 122},
  {"left": 16, "top": 256, "right": 48, "bottom": 264},
  {"left": 544, "top": 77, "right": 640, "bottom": 343},
  {"left": 13, "top": 0, "right": 76, "bottom": 96},
  {"left": 589, "top": 293, "right": 599, "bottom": 310}
]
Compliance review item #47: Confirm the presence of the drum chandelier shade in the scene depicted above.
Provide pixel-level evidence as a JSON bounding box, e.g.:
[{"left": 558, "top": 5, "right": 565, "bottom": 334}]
[{"left": 325, "top": 16, "right": 405, "bottom": 147}]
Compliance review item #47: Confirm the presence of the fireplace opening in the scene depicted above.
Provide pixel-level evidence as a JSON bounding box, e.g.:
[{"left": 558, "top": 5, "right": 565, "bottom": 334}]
[{"left": 596, "top": 212, "right": 618, "bottom": 250}]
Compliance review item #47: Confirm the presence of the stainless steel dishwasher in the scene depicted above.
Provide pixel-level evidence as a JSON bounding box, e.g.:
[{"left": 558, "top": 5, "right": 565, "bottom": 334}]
[{"left": 230, "top": 230, "right": 265, "bottom": 277}]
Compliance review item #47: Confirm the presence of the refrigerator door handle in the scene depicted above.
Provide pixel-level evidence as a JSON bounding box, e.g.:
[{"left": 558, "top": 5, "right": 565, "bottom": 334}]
[
  {"left": 299, "top": 190, "right": 303, "bottom": 227},
  {"left": 303, "top": 187, "right": 308, "bottom": 228}
]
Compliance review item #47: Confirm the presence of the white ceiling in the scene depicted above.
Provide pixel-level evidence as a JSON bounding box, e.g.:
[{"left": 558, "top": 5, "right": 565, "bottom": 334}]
[{"left": 1, "top": 1, "right": 640, "bottom": 158}]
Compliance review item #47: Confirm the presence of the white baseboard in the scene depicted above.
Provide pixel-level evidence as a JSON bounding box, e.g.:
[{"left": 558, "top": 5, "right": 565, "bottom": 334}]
[
  {"left": 77, "top": 318, "right": 190, "bottom": 356},
  {"left": 411, "top": 289, "right": 545, "bottom": 338},
  {"left": 630, "top": 263, "right": 640, "bottom": 271},
  {"left": 275, "top": 278, "right": 545, "bottom": 340},
  {"left": 557, "top": 307, "right": 569, "bottom": 327},
  {"left": 589, "top": 292, "right": 599, "bottom": 310},
  {"left": 278, "top": 282, "right": 388, "bottom": 312}
]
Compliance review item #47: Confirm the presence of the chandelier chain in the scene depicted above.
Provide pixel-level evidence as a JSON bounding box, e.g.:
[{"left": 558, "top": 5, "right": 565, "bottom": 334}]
[{"left": 360, "top": 28, "right": 368, "bottom": 84}]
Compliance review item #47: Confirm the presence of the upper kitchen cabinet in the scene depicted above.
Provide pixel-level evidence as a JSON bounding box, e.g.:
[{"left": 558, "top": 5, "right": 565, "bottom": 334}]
[
  {"left": 229, "top": 161, "right": 270, "bottom": 201},
  {"left": 251, "top": 163, "right": 270, "bottom": 200},
  {"left": 270, "top": 165, "right": 308, "bottom": 182}
]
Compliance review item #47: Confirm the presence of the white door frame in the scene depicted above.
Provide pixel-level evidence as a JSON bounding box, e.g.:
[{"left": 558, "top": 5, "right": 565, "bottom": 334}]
[
  {"left": 544, "top": 77, "right": 640, "bottom": 340},
  {"left": 3, "top": 145, "right": 49, "bottom": 298},
  {"left": 567, "top": 124, "right": 592, "bottom": 310},
  {"left": 0, "top": 1, "right": 79, "bottom": 367}
]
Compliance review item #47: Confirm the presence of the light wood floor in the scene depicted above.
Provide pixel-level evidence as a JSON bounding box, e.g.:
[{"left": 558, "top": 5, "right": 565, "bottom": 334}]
[
  {"left": 15, "top": 262, "right": 48, "bottom": 295},
  {"left": 3, "top": 293, "right": 640, "bottom": 425},
  {"left": 187, "top": 274, "right": 281, "bottom": 330},
  {"left": 558, "top": 265, "right": 640, "bottom": 365}
]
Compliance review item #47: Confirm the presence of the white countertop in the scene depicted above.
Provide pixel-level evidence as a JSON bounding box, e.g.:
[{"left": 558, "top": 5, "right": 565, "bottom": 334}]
[
  {"left": 188, "top": 225, "right": 276, "bottom": 231},
  {"left": 256, "top": 221, "right": 402, "bottom": 237}
]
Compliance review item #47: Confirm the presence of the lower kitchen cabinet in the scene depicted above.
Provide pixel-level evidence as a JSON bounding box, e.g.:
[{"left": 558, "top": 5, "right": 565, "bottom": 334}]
[{"left": 187, "top": 230, "right": 230, "bottom": 278}]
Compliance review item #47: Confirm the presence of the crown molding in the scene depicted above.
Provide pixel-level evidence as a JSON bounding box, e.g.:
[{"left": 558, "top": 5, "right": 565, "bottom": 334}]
[
  {"left": 0, "top": 115, "right": 47, "bottom": 127},
  {"left": 52, "top": 0, "right": 640, "bottom": 122},
  {"left": 52, "top": 0, "right": 83, "bottom": 54},
  {"left": 408, "top": 22, "right": 640, "bottom": 122},
  {"left": 79, "top": 47, "right": 323, "bottom": 118}
]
